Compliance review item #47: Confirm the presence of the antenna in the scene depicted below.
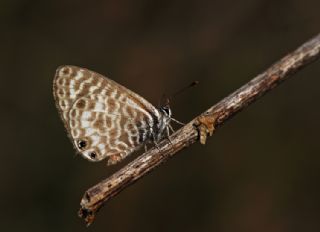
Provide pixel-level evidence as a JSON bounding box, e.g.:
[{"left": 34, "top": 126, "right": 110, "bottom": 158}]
[
  {"left": 159, "top": 81, "right": 199, "bottom": 108},
  {"left": 170, "top": 81, "right": 199, "bottom": 98}
]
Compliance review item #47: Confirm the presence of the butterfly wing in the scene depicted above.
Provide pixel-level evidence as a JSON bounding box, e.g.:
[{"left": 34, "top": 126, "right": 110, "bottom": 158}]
[{"left": 53, "top": 65, "right": 161, "bottom": 164}]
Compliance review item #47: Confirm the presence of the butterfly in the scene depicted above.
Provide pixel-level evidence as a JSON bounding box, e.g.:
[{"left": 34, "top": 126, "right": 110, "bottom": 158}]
[{"left": 53, "top": 65, "right": 177, "bottom": 165}]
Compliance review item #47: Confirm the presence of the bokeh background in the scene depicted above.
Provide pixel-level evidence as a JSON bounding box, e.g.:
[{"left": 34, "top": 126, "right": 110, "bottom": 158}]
[{"left": 1, "top": 0, "right": 320, "bottom": 231}]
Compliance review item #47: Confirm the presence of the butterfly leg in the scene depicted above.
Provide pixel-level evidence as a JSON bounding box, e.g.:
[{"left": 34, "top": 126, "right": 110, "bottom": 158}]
[
  {"left": 144, "top": 144, "right": 148, "bottom": 152},
  {"left": 162, "top": 125, "right": 174, "bottom": 145},
  {"left": 171, "top": 117, "right": 185, "bottom": 126},
  {"left": 166, "top": 126, "right": 170, "bottom": 137},
  {"left": 168, "top": 124, "right": 175, "bottom": 133},
  {"left": 153, "top": 141, "right": 161, "bottom": 150},
  {"left": 151, "top": 133, "right": 161, "bottom": 150},
  {"left": 166, "top": 126, "right": 173, "bottom": 144}
]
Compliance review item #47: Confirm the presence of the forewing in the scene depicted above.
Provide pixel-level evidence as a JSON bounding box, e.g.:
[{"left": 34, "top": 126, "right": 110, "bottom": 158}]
[{"left": 53, "top": 65, "right": 159, "bottom": 164}]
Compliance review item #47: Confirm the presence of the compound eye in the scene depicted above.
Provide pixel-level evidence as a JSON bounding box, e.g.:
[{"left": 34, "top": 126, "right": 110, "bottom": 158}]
[{"left": 162, "top": 107, "right": 171, "bottom": 116}]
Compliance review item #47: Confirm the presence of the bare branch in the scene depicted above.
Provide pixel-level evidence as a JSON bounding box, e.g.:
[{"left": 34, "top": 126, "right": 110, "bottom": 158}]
[{"left": 79, "top": 33, "right": 320, "bottom": 225}]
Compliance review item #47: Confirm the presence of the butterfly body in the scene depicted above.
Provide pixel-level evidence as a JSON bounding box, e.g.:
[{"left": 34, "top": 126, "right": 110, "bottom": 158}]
[{"left": 53, "top": 65, "right": 171, "bottom": 165}]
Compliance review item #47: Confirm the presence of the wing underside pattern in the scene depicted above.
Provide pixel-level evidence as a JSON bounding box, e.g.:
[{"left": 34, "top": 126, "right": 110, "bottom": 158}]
[{"left": 53, "top": 65, "right": 160, "bottom": 164}]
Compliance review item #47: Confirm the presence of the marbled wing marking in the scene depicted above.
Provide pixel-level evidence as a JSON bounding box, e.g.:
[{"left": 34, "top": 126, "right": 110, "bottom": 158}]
[
  {"left": 53, "top": 66, "right": 107, "bottom": 125},
  {"left": 53, "top": 65, "right": 163, "bottom": 164},
  {"left": 68, "top": 95, "right": 155, "bottom": 164}
]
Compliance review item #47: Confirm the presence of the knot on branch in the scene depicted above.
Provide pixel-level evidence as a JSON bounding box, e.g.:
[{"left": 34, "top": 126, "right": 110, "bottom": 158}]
[{"left": 194, "top": 113, "right": 218, "bottom": 144}]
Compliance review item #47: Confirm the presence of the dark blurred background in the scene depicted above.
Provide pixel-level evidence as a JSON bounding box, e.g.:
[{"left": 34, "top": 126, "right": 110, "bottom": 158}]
[{"left": 1, "top": 0, "right": 320, "bottom": 231}]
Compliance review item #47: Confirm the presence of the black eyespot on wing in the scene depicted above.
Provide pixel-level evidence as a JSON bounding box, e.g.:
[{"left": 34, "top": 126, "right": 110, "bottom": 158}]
[
  {"left": 78, "top": 140, "right": 87, "bottom": 149},
  {"left": 89, "top": 152, "right": 97, "bottom": 159}
]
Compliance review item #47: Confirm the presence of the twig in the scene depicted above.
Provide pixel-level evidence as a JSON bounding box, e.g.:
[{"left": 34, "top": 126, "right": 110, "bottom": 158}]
[{"left": 79, "top": 33, "right": 320, "bottom": 225}]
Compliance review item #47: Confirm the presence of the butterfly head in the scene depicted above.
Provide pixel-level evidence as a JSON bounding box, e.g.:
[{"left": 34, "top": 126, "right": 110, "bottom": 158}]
[
  {"left": 159, "top": 95, "right": 172, "bottom": 119},
  {"left": 159, "top": 105, "right": 172, "bottom": 118},
  {"left": 157, "top": 99, "right": 173, "bottom": 142}
]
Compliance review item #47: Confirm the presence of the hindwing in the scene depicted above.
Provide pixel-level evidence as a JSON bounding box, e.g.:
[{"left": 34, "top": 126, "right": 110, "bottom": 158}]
[{"left": 53, "top": 65, "right": 160, "bottom": 164}]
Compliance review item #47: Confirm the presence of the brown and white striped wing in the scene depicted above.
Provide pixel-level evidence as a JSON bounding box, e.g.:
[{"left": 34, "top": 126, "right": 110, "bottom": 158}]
[{"left": 53, "top": 65, "right": 159, "bottom": 165}]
